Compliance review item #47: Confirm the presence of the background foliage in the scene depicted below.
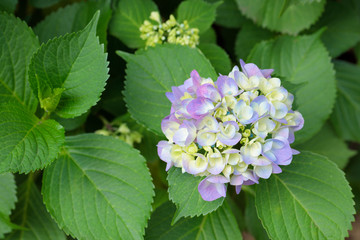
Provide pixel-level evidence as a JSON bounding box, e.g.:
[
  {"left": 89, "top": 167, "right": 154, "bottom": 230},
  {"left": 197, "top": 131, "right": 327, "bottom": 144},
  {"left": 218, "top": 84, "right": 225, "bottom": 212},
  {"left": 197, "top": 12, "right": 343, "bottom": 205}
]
[{"left": 0, "top": 0, "right": 359, "bottom": 239}]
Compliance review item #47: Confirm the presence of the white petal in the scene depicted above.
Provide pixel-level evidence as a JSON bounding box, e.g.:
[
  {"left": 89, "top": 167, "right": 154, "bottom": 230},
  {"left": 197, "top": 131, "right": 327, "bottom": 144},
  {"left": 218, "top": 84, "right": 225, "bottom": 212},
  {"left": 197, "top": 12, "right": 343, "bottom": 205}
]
[{"left": 254, "top": 165, "right": 273, "bottom": 179}]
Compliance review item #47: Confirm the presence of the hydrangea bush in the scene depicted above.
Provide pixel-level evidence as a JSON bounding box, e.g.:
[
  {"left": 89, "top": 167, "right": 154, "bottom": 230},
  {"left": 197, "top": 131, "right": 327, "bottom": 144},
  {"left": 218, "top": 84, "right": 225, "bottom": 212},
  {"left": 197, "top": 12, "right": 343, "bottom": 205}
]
[{"left": 0, "top": 0, "right": 358, "bottom": 239}]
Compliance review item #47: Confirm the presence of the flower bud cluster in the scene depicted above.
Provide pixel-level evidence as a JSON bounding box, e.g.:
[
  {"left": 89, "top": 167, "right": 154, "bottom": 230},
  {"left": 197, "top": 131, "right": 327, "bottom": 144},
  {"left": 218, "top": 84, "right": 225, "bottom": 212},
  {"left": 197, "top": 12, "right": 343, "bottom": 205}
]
[
  {"left": 139, "top": 11, "right": 199, "bottom": 48},
  {"left": 96, "top": 121, "right": 142, "bottom": 147},
  {"left": 157, "top": 60, "right": 304, "bottom": 201}
]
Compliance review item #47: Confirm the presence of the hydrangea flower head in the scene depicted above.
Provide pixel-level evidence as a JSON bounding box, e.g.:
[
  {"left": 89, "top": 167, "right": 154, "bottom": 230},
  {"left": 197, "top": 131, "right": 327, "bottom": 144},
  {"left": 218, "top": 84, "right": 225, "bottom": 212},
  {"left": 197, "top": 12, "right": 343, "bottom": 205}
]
[
  {"left": 157, "top": 60, "right": 304, "bottom": 201},
  {"left": 140, "top": 11, "right": 199, "bottom": 48}
]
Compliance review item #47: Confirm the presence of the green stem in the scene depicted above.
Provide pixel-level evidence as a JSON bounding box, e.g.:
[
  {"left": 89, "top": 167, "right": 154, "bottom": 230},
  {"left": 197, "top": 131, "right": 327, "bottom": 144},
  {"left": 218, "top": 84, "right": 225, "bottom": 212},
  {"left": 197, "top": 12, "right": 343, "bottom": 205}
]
[{"left": 41, "top": 111, "right": 50, "bottom": 121}]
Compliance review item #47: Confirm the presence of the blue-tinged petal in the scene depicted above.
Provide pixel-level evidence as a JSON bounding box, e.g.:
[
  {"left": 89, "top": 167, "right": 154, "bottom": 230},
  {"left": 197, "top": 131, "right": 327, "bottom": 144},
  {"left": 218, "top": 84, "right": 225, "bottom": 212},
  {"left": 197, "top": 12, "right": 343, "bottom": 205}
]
[
  {"left": 254, "top": 164, "right": 272, "bottom": 179},
  {"left": 198, "top": 175, "right": 228, "bottom": 201},
  {"left": 183, "top": 153, "right": 208, "bottom": 175},
  {"left": 240, "top": 142, "right": 262, "bottom": 164},
  {"left": 172, "top": 120, "right": 196, "bottom": 146},
  {"left": 196, "top": 130, "right": 217, "bottom": 146},
  {"left": 207, "top": 149, "right": 226, "bottom": 175},
  {"left": 216, "top": 75, "right": 239, "bottom": 97},
  {"left": 251, "top": 95, "right": 270, "bottom": 117},
  {"left": 234, "top": 100, "right": 258, "bottom": 124},
  {"left": 187, "top": 97, "right": 214, "bottom": 119},
  {"left": 196, "top": 83, "right": 221, "bottom": 102},
  {"left": 157, "top": 141, "right": 174, "bottom": 171},
  {"left": 270, "top": 101, "right": 288, "bottom": 120},
  {"left": 161, "top": 115, "right": 180, "bottom": 142},
  {"left": 218, "top": 121, "right": 241, "bottom": 146},
  {"left": 195, "top": 115, "right": 219, "bottom": 132},
  {"left": 240, "top": 59, "right": 273, "bottom": 78}
]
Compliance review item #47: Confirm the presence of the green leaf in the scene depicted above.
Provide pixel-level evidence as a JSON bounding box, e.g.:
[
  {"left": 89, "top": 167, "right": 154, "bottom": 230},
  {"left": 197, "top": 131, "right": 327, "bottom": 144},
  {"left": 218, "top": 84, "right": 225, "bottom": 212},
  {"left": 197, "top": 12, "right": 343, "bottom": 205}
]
[
  {"left": 177, "top": 0, "right": 221, "bottom": 33},
  {"left": 331, "top": 61, "right": 360, "bottom": 143},
  {"left": 198, "top": 43, "right": 231, "bottom": 74},
  {"left": 296, "top": 123, "right": 356, "bottom": 169},
  {"left": 0, "top": 12, "right": 39, "bottom": 113},
  {"left": 310, "top": 0, "right": 360, "bottom": 57},
  {"left": 5, "top": 174, "right": 66, "bottom": 240},
  {"left": 42, "top": 134, "right": 154, "bottom": 240},
  {"left": 34, "top": 0, "right": 112, "bottom": 46},
  {"left": 29, "top": 0, "right": 60, "bottom": 8},
  {"left": 236, "top": 0, "right": 325, "bottom": 35},
  {"left": 235, "top": 20, "right": 276, "bottom": 60},
  {"left": 255, "top": 151, "right": 355, "bottom": 239},
  {"left": 244, "top": 193, "right": 269, "bottom": 240},
  {"left": 109, "top": 0, "right": 158, "bottom": 49},
  {"left": 247, "top": 33, "right": 336, "bottom": 144},
  {"left": 199, "top": 27, "right": 217, "bottom": 44},
  {"left": 0, "top": 173, "right": 16, "bottom": 238},
  {"left": 0, "top": 102, "right": 65, "bottom": 173},
  {"left": 51, "top": 111, "right": 89, "bottom": 132},
  {"left": 167, "top": 168, "right": 224, "bottom": 224},
  {"left": 152, "top": 188, "right": 169, "bottom": 212},
  {"left": 119, "top": 44, "right": 217, "bottom": 135},
  {"left": 145, "top": 201, "right": 242, "bottom": 240},
  {"left": 226, "top": 198, "right": 245, "bottom": 231},
  {"left": 29, "top": 12, "right": 109, "bottom": 118},
  {"left": 206, "top": 0, "right": 245, "bottom": 28},
  {"left": 0, "top": 0, "right": 17, "bottom": 13}
]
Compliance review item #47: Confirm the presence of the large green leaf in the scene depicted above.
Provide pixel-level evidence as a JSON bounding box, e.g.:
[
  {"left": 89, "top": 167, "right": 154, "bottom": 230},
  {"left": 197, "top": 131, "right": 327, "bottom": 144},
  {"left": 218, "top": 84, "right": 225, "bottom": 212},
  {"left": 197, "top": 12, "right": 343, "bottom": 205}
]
[
  {"left": 236, "top": 0, "right": 325, "bottom": 35},
  {"left": 296, "top": 123, "right": 356, "bottom": 169},
  {"left": 119, "top": 44, "right": 217, "bottom": 135},
  {"left": 177, "top": 0, "right": 221, "bottom": 33},
  {"left": 235, "top": 20, "right": 276, "bottom": 60},
  {"left": 34, "top": 0, "right": 112, "bottom": 46},
  {"left": 42, "top": 134, "right": 154, "bottom": 240},
  {"left": 145, "top": 201, "right": 242, "bottom": 240},
  {"left": 0, "top": 0, "right": 17, "bottom": 13},
  {"left": 310, "top": 0, "right": 360, "bottom": 57},
  {"left": 244, "top": 193, "right": 269, "bottom": 240},
  {"left": 226, "top": 198, "right": 245, "bottom": 231},
  {"left": 29, "top": 12, "right": 109, "bottom": 118},
  {"left": 0, "top": 173, "right": 16, "bottom": 238},
  {"left": 247, "top": 33, "right": 336, "bottom": 144},
  {"left": 198, "top": 43, "right": 231, "bottom": 75},
  {"left": 0, "top": 102, "right": 65, "bottom": 173},
  {"left": 167, "top": 168, "right": 224, "bottom": 224},
  {"left": 109, "top": 0, "right": 158, "bottom": 49},
  {"left": 5, "top": 175, "right": 66, "bottom": 240},
  {"left": 331, "top": 61, "right": 360, "bottom": 143},
  {"left": 206, "top": 0, "right": 245, "bottom": 28},
  {"left": 256, "top": 151, "right": 355, "bottom": 239},
  {"left": 0, "top": 13, "right": 39, "bottom": 113}
]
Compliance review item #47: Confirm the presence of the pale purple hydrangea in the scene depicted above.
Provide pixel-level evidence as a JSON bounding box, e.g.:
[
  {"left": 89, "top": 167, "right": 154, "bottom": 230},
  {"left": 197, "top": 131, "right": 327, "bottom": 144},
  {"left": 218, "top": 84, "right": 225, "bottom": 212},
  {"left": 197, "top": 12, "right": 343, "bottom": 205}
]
[{"left": 157, "top": 60, "right": 304, "bottom": 201}]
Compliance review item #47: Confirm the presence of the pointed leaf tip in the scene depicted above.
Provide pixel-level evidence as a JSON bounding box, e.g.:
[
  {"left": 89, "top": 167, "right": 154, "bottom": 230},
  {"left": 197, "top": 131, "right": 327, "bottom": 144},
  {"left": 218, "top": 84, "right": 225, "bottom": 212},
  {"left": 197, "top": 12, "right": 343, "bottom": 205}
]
[{"left": 87, "top": 10, "right": 100, "bottom": 30}]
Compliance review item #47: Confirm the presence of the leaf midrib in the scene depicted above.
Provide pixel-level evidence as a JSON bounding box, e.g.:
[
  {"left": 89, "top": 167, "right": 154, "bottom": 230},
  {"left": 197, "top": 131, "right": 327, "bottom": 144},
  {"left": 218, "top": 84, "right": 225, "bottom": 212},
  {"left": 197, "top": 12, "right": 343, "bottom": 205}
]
[
  {"left": 0, "top": 28, "right": 28, "bottom": 108},
  {"left": 1, "top": 115, "right": 39, "bottom": 170},
  {"left": 274, "top": 174, "right": 328, "bottom": 238},
  {"left": 60, "top": 149, "right": 139, "bottom": 239}
]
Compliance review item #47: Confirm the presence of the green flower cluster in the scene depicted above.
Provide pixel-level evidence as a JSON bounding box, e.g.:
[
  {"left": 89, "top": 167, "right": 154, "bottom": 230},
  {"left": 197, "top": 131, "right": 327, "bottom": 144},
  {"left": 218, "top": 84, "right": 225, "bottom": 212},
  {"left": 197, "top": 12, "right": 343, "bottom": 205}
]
[
  {"left": 95, "top": 118, "right": 142, "bottom": 147},
  {"left": 140, "top": 11, "right": 199, "bottom": 48}
]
